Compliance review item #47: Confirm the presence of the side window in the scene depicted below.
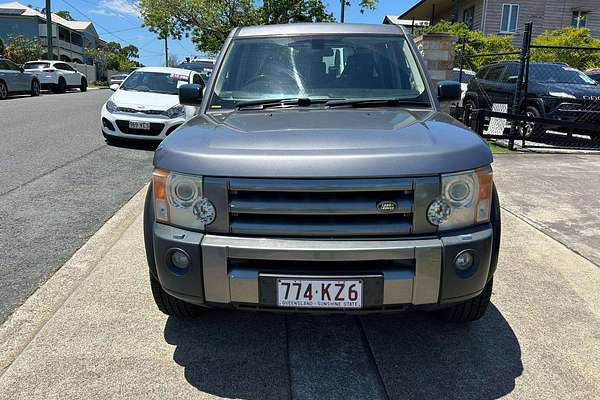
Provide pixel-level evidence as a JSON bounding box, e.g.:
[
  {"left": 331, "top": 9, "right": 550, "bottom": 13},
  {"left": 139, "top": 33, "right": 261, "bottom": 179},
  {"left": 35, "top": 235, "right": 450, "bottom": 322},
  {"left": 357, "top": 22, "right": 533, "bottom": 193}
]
[
  {"left": 4, "top": 60, "right": 20, "bottom": 71},
  {"left": 192, "top": 74, "right": 202, "bottom": 85},
  {"left": 502, "top": 64, "right": 519, "bottom": 82},
  {"left": 484, "top": 65, "right": 505, "bottom": 82},
  {"left": 476, "top": 67, "right": 488, "bottom": 79},
  {"left": 0, "top": 60, "right": 8, "bottom": 70}
]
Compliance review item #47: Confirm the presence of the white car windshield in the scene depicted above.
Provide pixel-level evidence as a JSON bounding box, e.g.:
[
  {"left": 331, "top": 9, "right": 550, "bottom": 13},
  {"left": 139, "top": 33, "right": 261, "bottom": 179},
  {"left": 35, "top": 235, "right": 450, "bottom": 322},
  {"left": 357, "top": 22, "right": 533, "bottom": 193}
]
[
  {"left": 210, "top": 35, "right": 427, "bottom": 109},
  {"left": 120, "top": 71, "right": 189, "bottom": 95}
]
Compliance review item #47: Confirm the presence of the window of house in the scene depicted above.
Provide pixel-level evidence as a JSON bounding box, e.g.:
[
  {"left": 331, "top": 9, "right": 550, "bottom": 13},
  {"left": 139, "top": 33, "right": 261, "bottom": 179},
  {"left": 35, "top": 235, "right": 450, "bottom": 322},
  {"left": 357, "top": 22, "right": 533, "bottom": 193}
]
[
  {"left": 463, "top": 6, "right": 475, "bottom": 29},
  {"left": 500, "top": 4, "right": 519, "bottom": 33},
  {"left": 572, "top": 11, "right": 588, "bottom": 28}
]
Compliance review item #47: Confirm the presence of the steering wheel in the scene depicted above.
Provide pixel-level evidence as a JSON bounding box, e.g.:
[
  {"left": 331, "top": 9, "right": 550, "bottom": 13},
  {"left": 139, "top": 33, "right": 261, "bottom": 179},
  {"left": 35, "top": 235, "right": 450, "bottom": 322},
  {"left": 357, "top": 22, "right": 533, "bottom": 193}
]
[{"left": 241, "top": 70, "right": 300, "bottom": 93}]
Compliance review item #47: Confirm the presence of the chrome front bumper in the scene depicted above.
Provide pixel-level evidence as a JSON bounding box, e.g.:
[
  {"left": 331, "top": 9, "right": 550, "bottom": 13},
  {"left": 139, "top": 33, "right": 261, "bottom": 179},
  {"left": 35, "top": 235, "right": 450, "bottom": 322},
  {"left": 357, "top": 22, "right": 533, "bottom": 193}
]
[{"left": 152, "top": 223, "right": 494, "bottom": 311}]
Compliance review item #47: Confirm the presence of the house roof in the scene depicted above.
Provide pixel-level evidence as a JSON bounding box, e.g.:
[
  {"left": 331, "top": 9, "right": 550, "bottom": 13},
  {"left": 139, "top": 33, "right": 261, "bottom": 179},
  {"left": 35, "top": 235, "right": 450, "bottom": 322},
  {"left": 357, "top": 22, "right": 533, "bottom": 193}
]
[
  {"left": 383, "top": 16, "right": 430, "bottom": 26},
  {"left": 0, "top": 2, "right": 99, "bottom": 38},
  {"left": 397, "top": 0, "right": 454, "bottom": 20}
]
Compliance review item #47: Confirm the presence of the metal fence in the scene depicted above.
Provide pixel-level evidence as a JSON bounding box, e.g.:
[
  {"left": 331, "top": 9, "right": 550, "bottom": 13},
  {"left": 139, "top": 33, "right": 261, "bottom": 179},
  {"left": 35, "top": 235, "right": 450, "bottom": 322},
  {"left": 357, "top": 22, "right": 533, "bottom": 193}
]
[{"left": 456, "top": 22, "right": 600, "bottom": 151}]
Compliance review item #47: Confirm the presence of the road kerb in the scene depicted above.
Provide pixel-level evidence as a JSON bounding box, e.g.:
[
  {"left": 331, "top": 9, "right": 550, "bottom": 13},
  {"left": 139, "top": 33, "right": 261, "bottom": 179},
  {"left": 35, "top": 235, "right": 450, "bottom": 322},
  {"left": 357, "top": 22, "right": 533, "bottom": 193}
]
[{"left": 0, "top": 185, "right": 147, "bottom": 376}]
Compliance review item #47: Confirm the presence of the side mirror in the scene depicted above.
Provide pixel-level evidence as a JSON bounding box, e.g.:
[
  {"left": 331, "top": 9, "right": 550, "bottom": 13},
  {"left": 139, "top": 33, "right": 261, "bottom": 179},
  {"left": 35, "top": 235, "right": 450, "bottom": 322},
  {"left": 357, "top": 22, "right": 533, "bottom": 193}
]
[
  {"left": 19, "top": 67, "right": 25, "bottom": 73},
  {"left": 179, "top": 83, "right": 204, "bottom": 106},
  {"left": 109, "top": 84, "right": 120, "bottom": 91},
  {"left": 437, "top": 80, "right": 461, "bottom": 101}
]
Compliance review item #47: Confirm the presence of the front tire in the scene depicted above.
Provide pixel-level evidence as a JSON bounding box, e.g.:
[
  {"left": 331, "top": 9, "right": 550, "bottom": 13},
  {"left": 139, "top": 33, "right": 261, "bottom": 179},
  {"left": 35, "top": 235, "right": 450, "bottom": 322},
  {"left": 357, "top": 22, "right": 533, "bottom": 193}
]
[
  {"left": 520, "top": 106, "right": 544, "bottom": 139},
  {"left": 0, "top": 81, "right": 7, "bottom": 100},
  {"left": 437, "top": 278, "right": 494, "bottom": 323},
  {"left": 80, "top": 78, "right": 87, "bottom": 92},
  {"left": 55, "top": 78, "right": 66, "bottom": 94},
  {"left": 31, "top": 80, "right": 40, "bottom": 96}
]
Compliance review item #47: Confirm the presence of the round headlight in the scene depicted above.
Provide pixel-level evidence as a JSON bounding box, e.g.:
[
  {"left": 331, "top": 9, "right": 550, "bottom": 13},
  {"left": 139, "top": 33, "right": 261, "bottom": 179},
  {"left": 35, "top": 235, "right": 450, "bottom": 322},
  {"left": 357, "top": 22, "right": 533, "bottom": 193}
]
[
  {"left": 192, "top": 198, "right": 216, "bottom": 225},
  {"left": 427, "top": 199, "right": 451, "bottom": 226},
  {"left": 448, "top": 181, "right": 471, "bottom": 203},
  {"left": 454, "top": 250, "right": 475, "bottom": 271},
  {"left": 169, "top": 175, "right": 200, "bottom": 207}
]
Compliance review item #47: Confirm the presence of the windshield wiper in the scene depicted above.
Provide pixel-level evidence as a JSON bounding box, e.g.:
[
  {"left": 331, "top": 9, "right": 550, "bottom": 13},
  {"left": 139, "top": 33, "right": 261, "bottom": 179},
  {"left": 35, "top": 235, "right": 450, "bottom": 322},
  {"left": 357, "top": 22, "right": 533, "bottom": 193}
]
[
  {"left": 235, "top": 97, "right": 336, "bottom": 110},
  {"left": 325, "top": 98, "right": 431, "bottom": 108}
]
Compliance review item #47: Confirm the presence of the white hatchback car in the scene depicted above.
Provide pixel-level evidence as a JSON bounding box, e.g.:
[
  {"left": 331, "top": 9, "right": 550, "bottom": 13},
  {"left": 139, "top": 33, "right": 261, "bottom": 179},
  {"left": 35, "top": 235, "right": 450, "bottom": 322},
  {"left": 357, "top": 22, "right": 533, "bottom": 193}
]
[
  {"left": 101, "top": 67, "right": 203, "bottom": 142},
  {"left": 23, "top": 60, "right": 87, "bottom": 93}
]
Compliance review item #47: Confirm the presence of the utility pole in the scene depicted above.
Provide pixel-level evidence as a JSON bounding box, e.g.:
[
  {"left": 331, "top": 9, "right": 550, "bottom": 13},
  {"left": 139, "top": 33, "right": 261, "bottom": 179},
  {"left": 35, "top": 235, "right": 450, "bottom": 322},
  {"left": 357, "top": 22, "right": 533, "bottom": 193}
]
[
  {"left": 340, "top": 0, "right": 345, "bottom": 23},
  {"left": 164, "top": 36, "right": 168, "bottom": 67},
  {"left": 45, "top": 0, "right": 54, "bottom": 60}
]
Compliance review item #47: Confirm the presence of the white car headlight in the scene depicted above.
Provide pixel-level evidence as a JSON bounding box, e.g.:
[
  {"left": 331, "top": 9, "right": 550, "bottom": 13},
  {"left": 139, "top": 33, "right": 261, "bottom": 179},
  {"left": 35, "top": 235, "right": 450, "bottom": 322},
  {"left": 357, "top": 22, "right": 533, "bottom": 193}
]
[
  {"left": 106, "top": 100, "right": 118, "bottom": 113},
  {"left": 164, "top": 104, "right": 185, "bottom": 119},
  {"left": 427, "top": 166, "right": 493, "bottom": 231},
  {"left": 152, "top": 169, "right": 215, "bottom": 230},
  {"left": 548, "top": 91, "right": 576, "bottom": 99}
]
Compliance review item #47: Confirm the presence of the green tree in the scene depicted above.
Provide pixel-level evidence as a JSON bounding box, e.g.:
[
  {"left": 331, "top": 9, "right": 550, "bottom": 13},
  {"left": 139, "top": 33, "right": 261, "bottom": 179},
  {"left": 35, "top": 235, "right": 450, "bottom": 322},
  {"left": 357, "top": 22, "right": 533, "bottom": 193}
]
[
  {"left": 138, "top": 0, "right": 378, "bottom": 54},
  {"left": 0, "top": 37, "right": 4, "bottom": 56},
  {"left": 420, "top": 20, "right": 516, "bottom": 70},
  {"left": 531, "top": 27, "right": 600, "bottom": 71},
  {"left": 55, "top": 10, "right": 74, "bottom": 20},
  {"left": 4, "top": 35, "right": 42, "bottom": 64},
  {"left": 85, "top": 42, "right": 139, "bottom": 71}
]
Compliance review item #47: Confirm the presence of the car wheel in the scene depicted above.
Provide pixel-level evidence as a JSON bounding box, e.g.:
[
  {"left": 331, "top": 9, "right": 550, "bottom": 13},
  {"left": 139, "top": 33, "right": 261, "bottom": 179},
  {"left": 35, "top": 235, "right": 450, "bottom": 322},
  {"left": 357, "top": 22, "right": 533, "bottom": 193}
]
[
  {"left": 80, "top": 78, "right": 87, "bottom": 92},
  {"left": 31, "top": 80, "right": 40, "bottom": 97},
  {"left": 519, "top": 106, "right": 544, "bottom": 139},
  {"left": 0, "top": 81, "right": 7, "bottom": 100},
  {"left": 437, "top": 278, "right": 494, "bottom": 323},
  {"left": 57, "top": 78, "right": 66, "bottom": 94}
]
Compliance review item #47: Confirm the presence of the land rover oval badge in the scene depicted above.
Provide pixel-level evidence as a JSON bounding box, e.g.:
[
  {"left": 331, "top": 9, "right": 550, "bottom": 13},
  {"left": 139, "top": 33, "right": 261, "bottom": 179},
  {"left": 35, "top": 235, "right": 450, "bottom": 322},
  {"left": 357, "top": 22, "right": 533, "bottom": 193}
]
[{"left": 377, "top": 200, "right": 398, "bottom": 213}]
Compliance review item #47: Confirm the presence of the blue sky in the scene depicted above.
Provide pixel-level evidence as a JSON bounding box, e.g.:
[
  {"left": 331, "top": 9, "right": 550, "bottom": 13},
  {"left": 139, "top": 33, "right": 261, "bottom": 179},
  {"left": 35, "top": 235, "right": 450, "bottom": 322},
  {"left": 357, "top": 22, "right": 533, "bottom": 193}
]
[{"left": 24, "top": 0, "right": 420, "bottom": 66}]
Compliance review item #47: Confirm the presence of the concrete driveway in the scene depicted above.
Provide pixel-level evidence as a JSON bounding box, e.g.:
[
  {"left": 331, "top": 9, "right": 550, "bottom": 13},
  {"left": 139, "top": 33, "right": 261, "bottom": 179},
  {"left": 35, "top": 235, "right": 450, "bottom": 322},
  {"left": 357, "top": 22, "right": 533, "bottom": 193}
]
[
  {"left": 493, "top": 154, "right": 600, "bottom": 267},
  {"left": 1, "top": 180, "right": 598, "bottom": 399}
]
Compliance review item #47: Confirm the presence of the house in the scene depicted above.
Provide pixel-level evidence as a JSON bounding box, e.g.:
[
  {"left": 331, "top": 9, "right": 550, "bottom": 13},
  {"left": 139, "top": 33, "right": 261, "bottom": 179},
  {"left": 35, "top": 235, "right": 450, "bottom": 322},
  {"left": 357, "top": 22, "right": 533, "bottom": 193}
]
[
  {"left": 395, "top": 0, "right": 599, "bottom": 43},
  {"left": 0, "top": 2, "right": 104, "bottom": 64}
]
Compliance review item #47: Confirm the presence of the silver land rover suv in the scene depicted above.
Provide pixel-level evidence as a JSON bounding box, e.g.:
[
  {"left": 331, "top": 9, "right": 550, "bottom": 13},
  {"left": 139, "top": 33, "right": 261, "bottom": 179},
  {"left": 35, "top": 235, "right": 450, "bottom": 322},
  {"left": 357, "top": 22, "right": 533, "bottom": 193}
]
[{"left": 144, "top": 23, "right": 501, "bottom": 323}]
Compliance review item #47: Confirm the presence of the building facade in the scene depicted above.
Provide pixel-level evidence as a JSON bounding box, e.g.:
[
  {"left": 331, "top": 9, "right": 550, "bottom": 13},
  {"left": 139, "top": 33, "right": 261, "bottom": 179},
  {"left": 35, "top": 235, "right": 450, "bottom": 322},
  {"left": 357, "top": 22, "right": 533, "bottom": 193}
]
[
  {"left": 396, "top": 0, "right": 599, "bottom": 43},
  {"left": 0, "top": 2, "right": 104, "bottom": 64}
]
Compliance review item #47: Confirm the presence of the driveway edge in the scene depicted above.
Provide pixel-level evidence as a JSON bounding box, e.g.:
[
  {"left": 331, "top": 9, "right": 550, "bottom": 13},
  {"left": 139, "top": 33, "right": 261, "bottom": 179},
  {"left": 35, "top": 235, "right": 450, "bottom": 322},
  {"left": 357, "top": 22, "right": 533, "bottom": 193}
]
[{"left": 0, "top": 185, "right": 147, "bottom": 376}]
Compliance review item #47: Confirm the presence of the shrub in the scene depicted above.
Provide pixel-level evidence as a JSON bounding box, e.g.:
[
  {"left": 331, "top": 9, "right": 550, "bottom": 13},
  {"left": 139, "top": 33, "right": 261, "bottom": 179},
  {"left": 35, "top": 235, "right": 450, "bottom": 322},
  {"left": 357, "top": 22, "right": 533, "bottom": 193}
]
[{"left": 531, "top": 27, "right": 600, "bottom": 71}]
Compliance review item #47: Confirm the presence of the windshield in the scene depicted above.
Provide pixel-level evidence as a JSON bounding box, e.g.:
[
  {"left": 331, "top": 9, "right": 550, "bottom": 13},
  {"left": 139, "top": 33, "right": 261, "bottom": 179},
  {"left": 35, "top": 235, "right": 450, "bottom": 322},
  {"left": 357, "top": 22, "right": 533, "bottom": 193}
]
[
  {"left": 24, "top": 62, "right": 50, "bottom": 70},
  {"left": 179, "top": 62, "right": 214, "bottom": 83},
  {"left": 530, "top": 64, "right": 597, "bottom": 85},
  {"left": 119, "top": 71, "right": 189, "bottom": 94},
  {"left": 210, "top": 35, "right": 428, "bottom": 110}
]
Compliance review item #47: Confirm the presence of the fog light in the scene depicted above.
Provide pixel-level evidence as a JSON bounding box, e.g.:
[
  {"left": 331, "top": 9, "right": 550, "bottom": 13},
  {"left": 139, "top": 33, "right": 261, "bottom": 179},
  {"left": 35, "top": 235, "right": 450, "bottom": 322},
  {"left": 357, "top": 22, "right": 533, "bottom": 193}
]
[
  {"left": 454, "top": 250, "right": 475, "bottom": 271},
  {"left": 427, "top": 199, "right": 451, "bottom": 226},
  {"left": 170, "top": 249, "right": 191, "bottom": 270}
]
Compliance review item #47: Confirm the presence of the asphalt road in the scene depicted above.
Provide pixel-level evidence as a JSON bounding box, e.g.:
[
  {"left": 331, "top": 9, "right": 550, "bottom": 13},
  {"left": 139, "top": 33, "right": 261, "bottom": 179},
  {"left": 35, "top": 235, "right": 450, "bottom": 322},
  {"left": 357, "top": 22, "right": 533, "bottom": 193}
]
[{"left": 0, "top": 90, "right": 155, "bottom": 323}]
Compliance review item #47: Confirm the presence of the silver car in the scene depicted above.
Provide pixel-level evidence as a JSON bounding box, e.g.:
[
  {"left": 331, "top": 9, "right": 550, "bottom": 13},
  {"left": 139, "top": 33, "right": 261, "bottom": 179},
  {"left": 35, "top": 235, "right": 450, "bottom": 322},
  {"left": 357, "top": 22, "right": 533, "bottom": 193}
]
[{"left": 0, "top": 58, "right": 41, "bottom": 99}]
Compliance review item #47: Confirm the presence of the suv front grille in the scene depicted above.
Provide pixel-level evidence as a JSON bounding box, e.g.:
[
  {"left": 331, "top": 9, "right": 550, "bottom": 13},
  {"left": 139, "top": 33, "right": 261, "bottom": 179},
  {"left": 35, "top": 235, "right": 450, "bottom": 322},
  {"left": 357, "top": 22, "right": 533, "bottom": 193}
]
[{"left": 227, "top": 178, "right": 415, "bottom": 237}]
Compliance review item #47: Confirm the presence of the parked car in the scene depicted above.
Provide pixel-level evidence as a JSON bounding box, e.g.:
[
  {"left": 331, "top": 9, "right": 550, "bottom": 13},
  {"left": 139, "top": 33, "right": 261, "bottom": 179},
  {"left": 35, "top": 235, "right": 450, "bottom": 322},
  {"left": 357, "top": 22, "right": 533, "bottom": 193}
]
[
  {"left": 101, "top": 66, "right": 203, "bottom": 142},
  {"left": 23, "top": 60, "right": 87, "bottom": 93},
  {"left": 451, "top": 67, "right": 476, "bottom": 106},
  {"left": 178, "top": 58, "right": 215, "bottom": 84},
  {"left": 144, "top": 23, "right": 501, "bottom": 323},
  {"left": 0, "top": 58, "right": 40, "bottom": 99},
  {"left": 463, "top": 61, "right": 600, "bottom": 138},
  {"left": 109, "top": 73, "right": 129, "bottom": 86}
]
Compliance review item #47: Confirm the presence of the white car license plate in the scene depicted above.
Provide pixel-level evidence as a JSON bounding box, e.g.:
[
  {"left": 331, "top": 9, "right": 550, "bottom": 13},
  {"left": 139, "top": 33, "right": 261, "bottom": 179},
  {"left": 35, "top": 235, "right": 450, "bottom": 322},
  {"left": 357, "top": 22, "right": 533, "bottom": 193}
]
[
  {"left": 277, "top": 279, "right": 362, "bottom": 309},
  {"left": 129, "top": 121, "right": 151, "bottom": 130}
]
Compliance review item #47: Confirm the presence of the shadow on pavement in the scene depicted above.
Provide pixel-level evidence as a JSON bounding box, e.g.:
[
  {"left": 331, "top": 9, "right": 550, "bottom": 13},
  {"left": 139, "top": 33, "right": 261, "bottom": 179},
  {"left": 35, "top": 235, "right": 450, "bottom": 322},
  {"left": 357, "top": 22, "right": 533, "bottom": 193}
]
[
  {"left": 164, "top": 310, "right": 290, "bottom": 400},
  {"left": 361, "top": 304, "right": 522, "bottom": 400},
  {"left": 164, "top": 304, "right": 522, "bottom": 400},
  {"left": 105, "top": 138, "right": 159, "bottom": 152}
]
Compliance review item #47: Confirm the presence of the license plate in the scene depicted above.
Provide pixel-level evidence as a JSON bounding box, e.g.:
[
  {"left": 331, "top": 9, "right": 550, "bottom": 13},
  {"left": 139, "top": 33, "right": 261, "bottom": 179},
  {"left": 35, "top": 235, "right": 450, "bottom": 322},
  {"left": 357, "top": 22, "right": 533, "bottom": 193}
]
[
  {"left": 129, "top": 121, "right": 150, "bottom": 130},
  {"left": 277, "top": 279, "right": 362, "bottom": 309}
]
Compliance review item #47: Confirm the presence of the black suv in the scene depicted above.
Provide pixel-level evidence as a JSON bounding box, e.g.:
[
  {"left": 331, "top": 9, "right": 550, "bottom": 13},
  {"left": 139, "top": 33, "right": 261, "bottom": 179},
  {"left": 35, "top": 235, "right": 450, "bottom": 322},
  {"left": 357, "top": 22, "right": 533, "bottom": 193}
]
[{"left": 463, "top": 61, "right": 600, "bottom": 138}]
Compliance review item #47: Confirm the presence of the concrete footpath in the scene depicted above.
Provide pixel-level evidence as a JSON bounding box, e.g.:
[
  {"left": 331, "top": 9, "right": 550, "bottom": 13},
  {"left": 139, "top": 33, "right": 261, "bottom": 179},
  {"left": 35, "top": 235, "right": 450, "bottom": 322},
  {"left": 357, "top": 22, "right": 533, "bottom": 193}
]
[{"left": 0, "top": 188, "right": 599, "bottom": 399}]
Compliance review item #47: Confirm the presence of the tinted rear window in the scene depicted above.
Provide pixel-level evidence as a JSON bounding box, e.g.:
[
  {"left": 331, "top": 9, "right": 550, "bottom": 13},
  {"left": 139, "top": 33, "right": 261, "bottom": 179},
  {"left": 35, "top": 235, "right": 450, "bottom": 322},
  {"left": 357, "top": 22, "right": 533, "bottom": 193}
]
[{"left": 24, "top": 62, "right": 51, "bottom": 69}]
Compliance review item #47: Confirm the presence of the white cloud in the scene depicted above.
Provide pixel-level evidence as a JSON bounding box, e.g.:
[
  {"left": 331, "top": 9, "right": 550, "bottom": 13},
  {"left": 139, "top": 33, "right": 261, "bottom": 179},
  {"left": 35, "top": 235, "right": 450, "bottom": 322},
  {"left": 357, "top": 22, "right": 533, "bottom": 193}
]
[{"left": 91, "top": 0, "right": 140, "bottom": 18}]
